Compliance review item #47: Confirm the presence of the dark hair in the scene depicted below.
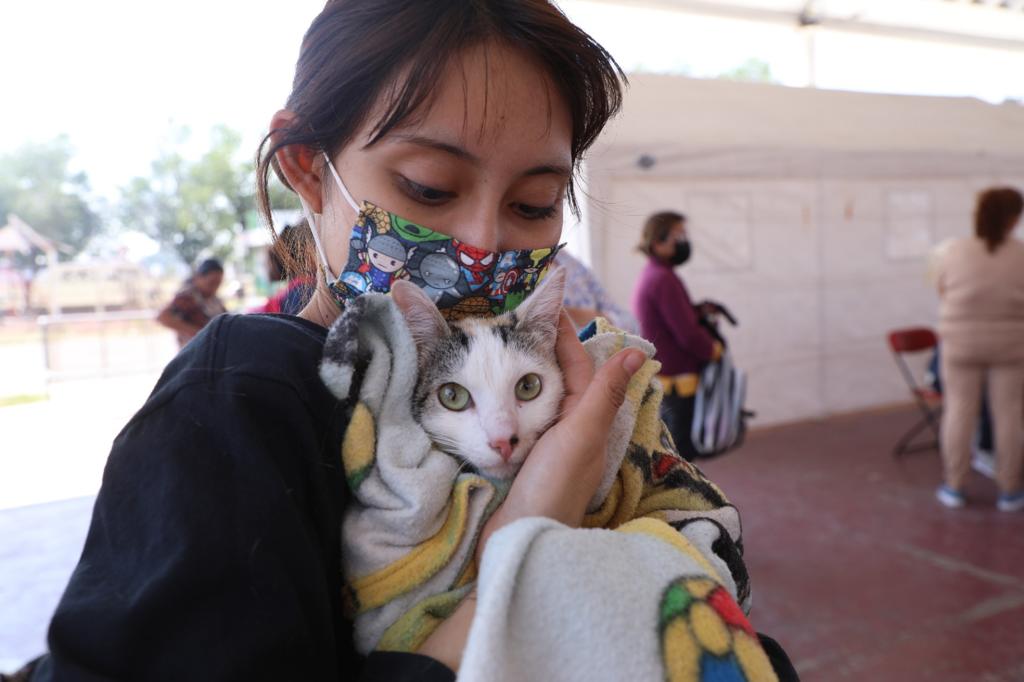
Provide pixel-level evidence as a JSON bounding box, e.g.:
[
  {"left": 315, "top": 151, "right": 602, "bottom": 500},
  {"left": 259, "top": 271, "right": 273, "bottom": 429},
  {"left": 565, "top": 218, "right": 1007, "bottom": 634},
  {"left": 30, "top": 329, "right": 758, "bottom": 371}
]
[
  {"left": 256, "top": 0, "right": 625, "bottom": 237},
  {"left": 196, "top": 258, "right": 224, "bottom": 276},
  {"left": 267, "top": 238, "right": 286, "bottom": 280},
  {"left": 975, "top": 187, "right": 1023, "bottom": 253},
  {"left": 638, "top": 211, "right": 685, "bottom": 257},
  {"left": 271, "top": 220, "right": 318, "bottom": 279}
]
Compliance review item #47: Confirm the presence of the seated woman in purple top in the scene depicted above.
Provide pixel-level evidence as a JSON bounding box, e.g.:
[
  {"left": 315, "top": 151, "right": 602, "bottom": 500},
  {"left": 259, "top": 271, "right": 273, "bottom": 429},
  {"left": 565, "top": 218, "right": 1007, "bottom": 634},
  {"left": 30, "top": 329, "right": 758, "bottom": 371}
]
[{"left": 631, "top": 211, "right": 720, "bottom": 461}]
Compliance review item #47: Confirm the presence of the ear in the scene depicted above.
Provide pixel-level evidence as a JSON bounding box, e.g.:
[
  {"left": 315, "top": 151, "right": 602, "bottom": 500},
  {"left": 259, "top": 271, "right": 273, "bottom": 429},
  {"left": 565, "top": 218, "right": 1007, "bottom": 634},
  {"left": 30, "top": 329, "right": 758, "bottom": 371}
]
[
  {"left": 513, "top": 266, "right": 565, "bottom": 340},
  {"left": 391, "top": 280, "right": 449, "bottom": 363},
  {"left": 270, "top": 109, "right": 324, "bottom": 213}
]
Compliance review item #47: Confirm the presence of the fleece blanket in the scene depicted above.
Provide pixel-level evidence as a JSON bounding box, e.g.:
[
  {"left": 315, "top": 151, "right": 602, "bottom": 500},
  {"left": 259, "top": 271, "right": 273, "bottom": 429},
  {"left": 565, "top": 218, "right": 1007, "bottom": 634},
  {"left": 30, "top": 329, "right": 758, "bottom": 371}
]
[{"left": 320, "top": 293, "right": 775, "bottom": 681}]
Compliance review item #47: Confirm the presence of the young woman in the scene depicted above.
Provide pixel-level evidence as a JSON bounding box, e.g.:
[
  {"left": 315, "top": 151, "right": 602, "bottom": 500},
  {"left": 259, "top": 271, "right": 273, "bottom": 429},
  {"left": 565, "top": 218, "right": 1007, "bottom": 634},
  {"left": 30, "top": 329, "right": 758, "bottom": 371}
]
[
  {"left": 936, "top": 187, "right": 1024, "bottom": 512},
  {"left": 18, "top": 2, "right": 791, "bottom": 680}
]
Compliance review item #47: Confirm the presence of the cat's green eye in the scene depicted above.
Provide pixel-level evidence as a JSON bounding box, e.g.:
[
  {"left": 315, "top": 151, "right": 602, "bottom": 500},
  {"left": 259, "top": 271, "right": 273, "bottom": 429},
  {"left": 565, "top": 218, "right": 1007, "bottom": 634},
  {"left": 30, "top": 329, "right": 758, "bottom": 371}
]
[
  {"left": 515, "top": 373, "right": 542, "bottom": 401},
  {"left": 438, "top": 383, "right": 471, "bottom": 411}
]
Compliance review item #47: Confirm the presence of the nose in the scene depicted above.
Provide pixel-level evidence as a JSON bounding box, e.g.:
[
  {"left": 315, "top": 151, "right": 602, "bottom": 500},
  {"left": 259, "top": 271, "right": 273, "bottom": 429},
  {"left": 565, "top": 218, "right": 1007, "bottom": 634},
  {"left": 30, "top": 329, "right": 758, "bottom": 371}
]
[
  {"left": 453, "top": 201, "right": 501, "bottom": 252},
  {"left": 489, "top": 434, "right": 520, "bottom": 462}
]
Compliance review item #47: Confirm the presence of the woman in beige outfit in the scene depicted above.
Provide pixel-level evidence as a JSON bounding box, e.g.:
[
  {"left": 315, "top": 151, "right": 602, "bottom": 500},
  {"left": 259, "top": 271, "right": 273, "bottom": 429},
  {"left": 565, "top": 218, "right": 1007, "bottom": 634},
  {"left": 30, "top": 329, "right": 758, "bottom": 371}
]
[{"left": 936, "top": 187, "right": 1024, "bottom": 512}]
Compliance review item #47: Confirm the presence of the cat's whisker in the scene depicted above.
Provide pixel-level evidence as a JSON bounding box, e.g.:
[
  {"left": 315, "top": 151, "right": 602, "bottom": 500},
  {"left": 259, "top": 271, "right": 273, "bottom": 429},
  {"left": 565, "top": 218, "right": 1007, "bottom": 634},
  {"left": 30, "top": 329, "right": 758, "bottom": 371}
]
[
  {"left": 453, "top": 459, "right": 473, "bottom": 481},
  {"left": 430, "top": 434, "right": 463, "bottom": 453}
]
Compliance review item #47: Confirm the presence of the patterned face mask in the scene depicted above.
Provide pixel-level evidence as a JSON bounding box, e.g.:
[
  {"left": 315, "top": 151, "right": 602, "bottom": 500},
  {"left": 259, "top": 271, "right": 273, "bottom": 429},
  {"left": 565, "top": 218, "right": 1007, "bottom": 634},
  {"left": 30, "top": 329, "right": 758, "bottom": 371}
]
[{"left": 300, "top": 153, "right": 563, "bottom": 319}]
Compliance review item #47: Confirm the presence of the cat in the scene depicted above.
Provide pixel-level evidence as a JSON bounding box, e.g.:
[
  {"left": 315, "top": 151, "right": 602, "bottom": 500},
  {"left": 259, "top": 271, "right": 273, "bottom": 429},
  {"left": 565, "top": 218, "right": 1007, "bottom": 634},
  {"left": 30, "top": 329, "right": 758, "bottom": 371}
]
[{"left": 391, "top": 268, "right": 566, "bottom": 480}]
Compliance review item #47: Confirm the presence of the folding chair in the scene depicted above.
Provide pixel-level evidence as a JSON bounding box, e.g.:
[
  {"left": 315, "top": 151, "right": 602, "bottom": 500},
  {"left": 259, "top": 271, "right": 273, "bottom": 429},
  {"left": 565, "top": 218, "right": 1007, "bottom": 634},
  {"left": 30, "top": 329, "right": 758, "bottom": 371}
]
[{"left": 887, "top": 327, "right": 942, "bottom": 457}]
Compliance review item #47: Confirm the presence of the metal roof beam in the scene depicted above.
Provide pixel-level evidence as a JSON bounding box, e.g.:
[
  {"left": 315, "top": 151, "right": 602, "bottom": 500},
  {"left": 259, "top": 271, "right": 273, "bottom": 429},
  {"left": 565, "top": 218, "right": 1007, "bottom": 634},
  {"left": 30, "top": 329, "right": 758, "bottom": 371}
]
[{"left": 582, "top": 0, "right": 1024, "bottom": 51}]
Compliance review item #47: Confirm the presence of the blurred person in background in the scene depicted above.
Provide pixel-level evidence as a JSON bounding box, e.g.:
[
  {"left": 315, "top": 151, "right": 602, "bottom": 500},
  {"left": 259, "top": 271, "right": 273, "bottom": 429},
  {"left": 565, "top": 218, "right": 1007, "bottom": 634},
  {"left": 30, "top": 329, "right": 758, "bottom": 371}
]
[
  {"left": 156, "top": 257, "right": 226, "bottom": 347},
  {"left": 253, "top": 221, "right": 315, "bottom": 315},
  {"left": 554, "top": 250, "right": 638, "bottom": 332},
  {"left": 925, "top": 346, "right": 996, "bottom": 478},
  {"left": 935, "top": 186, "right": 1024, "bottom": 512},
  {"left": 632, "top": 211, "right": 720, "bottom": 461},
  {"left": 926, "top": 241, "right": 996, "bottom": 478}
]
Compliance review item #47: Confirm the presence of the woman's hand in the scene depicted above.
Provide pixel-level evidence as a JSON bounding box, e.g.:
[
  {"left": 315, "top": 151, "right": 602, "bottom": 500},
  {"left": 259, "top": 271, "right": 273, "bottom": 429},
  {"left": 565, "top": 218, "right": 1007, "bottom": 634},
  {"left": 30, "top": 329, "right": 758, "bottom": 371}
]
[
  {"left": 419, "top": 312, "right": 644, "bottom": 671},
  {"left": 564, "top": 305, "right": 601, "bottom": 329},
  {"left": 478, "top": 311, "right": 645, "bottom": 553}
]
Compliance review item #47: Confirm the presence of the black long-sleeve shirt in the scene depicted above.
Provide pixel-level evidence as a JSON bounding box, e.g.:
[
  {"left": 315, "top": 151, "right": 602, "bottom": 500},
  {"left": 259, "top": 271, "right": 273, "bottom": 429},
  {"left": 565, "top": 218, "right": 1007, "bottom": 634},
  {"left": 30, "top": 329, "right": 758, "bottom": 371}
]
[{"left": 23, "top": 314, "right": 453, "bottom": 682}]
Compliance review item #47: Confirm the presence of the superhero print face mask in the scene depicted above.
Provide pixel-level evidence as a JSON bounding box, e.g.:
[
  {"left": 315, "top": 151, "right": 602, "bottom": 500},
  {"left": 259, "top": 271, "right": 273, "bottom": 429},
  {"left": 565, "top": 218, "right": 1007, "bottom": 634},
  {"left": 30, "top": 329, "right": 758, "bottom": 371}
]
[{"left": 299, "top": 153, "right": 563, "bottom": 319}]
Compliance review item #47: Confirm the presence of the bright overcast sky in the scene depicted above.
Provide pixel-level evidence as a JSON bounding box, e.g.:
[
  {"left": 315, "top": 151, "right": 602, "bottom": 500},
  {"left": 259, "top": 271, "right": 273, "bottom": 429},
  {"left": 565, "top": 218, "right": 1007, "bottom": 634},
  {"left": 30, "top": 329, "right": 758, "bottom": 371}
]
[{"left": 4, "top": 0, "right": 1024, "bottom": 201}]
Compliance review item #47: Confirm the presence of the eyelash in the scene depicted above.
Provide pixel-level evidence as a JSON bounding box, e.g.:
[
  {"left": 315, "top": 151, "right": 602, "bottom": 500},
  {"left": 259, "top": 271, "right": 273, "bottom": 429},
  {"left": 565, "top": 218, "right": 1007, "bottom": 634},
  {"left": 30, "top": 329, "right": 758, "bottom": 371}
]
[
  {"left": 513, "top": 203, "right": 558, "bottom": 221},
  {"left": 398, "top": 177, "right": 453, "bottom": 205},
  {"left": 397, "top": 175, "right": 559, "bottom": 221}
]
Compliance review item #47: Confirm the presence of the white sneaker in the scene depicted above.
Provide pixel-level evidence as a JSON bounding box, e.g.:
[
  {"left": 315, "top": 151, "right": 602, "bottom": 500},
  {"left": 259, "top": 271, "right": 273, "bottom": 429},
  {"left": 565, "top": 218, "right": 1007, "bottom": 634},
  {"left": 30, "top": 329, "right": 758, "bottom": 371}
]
[
  {"left": 936, "top": 486, "right": 966, "bottom": 508},
  {"left": 997, "top": 491, "right": 1024, "bottom": 512},
  {"left": 971, "top": 449, "right": 996, "bottom": 479}
]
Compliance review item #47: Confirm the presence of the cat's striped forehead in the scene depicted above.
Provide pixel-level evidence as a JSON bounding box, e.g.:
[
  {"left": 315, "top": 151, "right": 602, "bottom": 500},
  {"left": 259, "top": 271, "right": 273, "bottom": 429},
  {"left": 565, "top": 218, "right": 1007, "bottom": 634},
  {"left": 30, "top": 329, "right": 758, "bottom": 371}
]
[
  {"left": 454, "top": 310, "right": 519, "bottom": 343},
  {"left": 415, "top": 309, "right": 553, "bottom": 405},
  {"left": 424, "top": 312, "right": 525, "bottom": 377},
  {"left": 454, "top": 310, "right": 555, "bottom": 356}
]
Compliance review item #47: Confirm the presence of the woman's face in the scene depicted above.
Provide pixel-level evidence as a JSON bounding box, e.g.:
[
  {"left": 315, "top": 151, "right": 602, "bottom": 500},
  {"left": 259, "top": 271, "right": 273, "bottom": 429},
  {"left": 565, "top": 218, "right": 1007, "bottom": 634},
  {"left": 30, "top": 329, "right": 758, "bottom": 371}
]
[
  {"left": 653, "top": 221, "right": 687, "bottom": 261},
  {"left": 195, "top": 271, "right": 223, "bottom": 298},
  {"left": 311, "top": 42, "right": 573, "bottom": 279}
]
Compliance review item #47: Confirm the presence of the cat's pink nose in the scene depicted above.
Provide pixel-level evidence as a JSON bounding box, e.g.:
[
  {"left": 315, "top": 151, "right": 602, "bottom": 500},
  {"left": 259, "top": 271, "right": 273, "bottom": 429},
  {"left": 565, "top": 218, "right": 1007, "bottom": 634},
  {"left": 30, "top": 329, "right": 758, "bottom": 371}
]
[{"left": 489, "top": 435, "right": 519, "bottom": 462}]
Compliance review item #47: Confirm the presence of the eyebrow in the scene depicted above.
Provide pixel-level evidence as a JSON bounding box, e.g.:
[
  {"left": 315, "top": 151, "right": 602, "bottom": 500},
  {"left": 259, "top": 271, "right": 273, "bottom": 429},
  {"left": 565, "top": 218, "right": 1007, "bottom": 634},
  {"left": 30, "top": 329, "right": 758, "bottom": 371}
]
[
  {"left": 522, "top": 164, "right": 571, "bottom": 179},
  {"left": 389, "top": 133, "right": 571, "bottom": 179},
  {"left": 392, "top": 134, "right": 478, "bottom": 163}
]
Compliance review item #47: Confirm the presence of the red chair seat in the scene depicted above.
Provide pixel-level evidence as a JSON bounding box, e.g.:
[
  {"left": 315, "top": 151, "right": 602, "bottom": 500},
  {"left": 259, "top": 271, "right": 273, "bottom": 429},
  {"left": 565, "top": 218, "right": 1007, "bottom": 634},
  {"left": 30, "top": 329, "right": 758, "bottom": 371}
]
[
  {"left": 913, "top": 387, "right": 942, "bottom": 403},
  {"left": 888, "top": 326, "right": 942, "bottom": 456}
]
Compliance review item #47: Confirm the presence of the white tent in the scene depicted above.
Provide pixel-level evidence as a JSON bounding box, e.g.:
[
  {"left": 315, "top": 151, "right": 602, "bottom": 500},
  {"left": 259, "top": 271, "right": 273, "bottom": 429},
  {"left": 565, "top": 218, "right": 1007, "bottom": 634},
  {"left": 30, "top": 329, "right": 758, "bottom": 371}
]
[
  {"left": 579, "top": 74, "right": 1024, "bottom": 425},
  {"left": 0, "top": 214, "right": 58, "bottom": 260}
]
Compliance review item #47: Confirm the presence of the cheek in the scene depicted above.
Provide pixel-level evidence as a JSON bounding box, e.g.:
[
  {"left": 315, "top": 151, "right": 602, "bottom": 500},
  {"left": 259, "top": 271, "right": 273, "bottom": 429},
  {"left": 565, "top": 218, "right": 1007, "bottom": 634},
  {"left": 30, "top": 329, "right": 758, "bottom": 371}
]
[
  {"left": 422, "top": 403, "right": 490, "bottom": 449},
  {"left": 517, "top": 375, "right": 564, "bottom": 437},
  {"left": 317, "top": 193, "right": 355, "bottom": 275}
]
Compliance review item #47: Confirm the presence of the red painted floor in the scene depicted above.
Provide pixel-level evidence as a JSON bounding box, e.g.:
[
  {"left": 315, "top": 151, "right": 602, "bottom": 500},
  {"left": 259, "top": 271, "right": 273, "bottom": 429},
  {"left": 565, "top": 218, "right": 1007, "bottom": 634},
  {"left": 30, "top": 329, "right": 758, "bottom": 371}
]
[{"left": 701, "top": 406, "right": 1024, "bottom": 682}]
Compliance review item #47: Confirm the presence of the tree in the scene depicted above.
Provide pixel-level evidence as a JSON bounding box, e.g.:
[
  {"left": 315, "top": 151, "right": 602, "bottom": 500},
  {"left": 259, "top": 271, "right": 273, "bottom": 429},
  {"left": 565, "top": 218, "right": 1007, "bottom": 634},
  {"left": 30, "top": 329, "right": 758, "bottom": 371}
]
[
  {"left": 121, "top": 125, "right": 291, "bottom": 267},
  {"left": 718, "top": 58, "right": 778, "bottom": 84},
  {"left": 0, "top": 135, "right": 102, "bottom": 260}
]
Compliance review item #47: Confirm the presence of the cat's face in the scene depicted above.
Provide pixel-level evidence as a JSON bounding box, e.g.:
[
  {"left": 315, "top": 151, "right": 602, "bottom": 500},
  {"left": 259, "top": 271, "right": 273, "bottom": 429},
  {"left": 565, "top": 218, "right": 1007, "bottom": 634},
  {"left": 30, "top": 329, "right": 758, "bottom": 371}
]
[
  {"left": 415, "top": 318, "right": 564, "bottom": 478},
  {"left": 393, "top": 268, "right": 566, "bottom": 479}
]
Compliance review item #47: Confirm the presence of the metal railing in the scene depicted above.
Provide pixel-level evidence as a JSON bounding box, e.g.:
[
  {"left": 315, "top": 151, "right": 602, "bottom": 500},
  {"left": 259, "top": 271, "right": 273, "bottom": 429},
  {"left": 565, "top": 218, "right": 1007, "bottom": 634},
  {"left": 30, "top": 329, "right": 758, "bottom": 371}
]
[{"left": 35, "top": 310, "right": 177, "bottom": 381}]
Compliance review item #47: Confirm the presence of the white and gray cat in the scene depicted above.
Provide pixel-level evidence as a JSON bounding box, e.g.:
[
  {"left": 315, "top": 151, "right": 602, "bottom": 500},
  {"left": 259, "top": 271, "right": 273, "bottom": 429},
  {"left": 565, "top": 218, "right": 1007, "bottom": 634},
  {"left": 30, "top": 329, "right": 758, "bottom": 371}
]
[{"left": 391, "top": 268, "right": 567, "bottom": 480}]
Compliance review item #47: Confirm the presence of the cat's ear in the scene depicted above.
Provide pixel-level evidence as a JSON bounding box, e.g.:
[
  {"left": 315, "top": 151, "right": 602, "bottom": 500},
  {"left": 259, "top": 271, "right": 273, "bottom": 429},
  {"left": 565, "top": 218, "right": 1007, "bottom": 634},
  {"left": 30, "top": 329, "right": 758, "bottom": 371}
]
[
  {"left": 392, "top": 280, "right": 449, "bottom": 362},
  {"left": 513, "top": 266, "right": 565, "bottom": 340}
]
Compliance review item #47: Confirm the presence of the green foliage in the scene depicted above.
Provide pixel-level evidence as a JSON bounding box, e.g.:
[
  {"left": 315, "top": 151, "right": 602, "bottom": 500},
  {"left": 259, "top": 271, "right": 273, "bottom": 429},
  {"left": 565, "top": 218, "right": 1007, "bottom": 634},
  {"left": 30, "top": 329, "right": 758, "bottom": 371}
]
[
  {"left": 718, "top": 58, "right": 777, "bottom": 84},
  {"left": 267, "top": 171, "right": 301, "bottom": 214},
  {"left": 0, "top": 135, "right": 102, "bottom": 260},
  {"left": 120, "top": 125, "right": 277, "bottom": 267}
]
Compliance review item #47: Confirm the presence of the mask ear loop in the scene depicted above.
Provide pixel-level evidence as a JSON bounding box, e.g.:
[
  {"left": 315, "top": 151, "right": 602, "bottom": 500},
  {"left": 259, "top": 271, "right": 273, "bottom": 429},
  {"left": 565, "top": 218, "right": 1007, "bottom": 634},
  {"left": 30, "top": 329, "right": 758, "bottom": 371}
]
[
  {"left": 297, "top": 152, "right": 362, "bottom": 283},
  {"left": 322, "top": 151, "right": 360, "bottom": 213},
  {"left": 298, "top": 194, "right": 336, "bottom": 284}
]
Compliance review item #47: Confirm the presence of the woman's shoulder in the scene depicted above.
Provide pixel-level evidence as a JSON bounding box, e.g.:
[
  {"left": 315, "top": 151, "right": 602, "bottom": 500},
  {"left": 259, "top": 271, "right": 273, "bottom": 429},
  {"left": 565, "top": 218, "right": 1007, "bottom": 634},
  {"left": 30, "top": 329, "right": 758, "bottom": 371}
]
[
  {"left": 147, "top": 313, "right": 334, "bottom": 416},
  {"left": 1002, "top": 237, "right": 1024, "bottom": 256},
  {"left": 945, "top": 235, "right": 977, "bottom": 251},
  {"left": 939, "top": 236, "right": 986, "bottom": 263},
  {"left": 636, "top": 260, "right": 674, "bottom": 287},
  {"left": 949, "top": 236, "right": 1024, "bottom": 260}
]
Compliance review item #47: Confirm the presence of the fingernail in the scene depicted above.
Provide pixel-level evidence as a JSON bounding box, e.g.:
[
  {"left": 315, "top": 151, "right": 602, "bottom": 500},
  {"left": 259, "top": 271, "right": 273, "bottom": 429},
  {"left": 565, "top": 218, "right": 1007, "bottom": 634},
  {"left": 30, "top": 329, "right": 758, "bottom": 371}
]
[{"left": 623, "top": 350, "right": 645, "bottom": 374}]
